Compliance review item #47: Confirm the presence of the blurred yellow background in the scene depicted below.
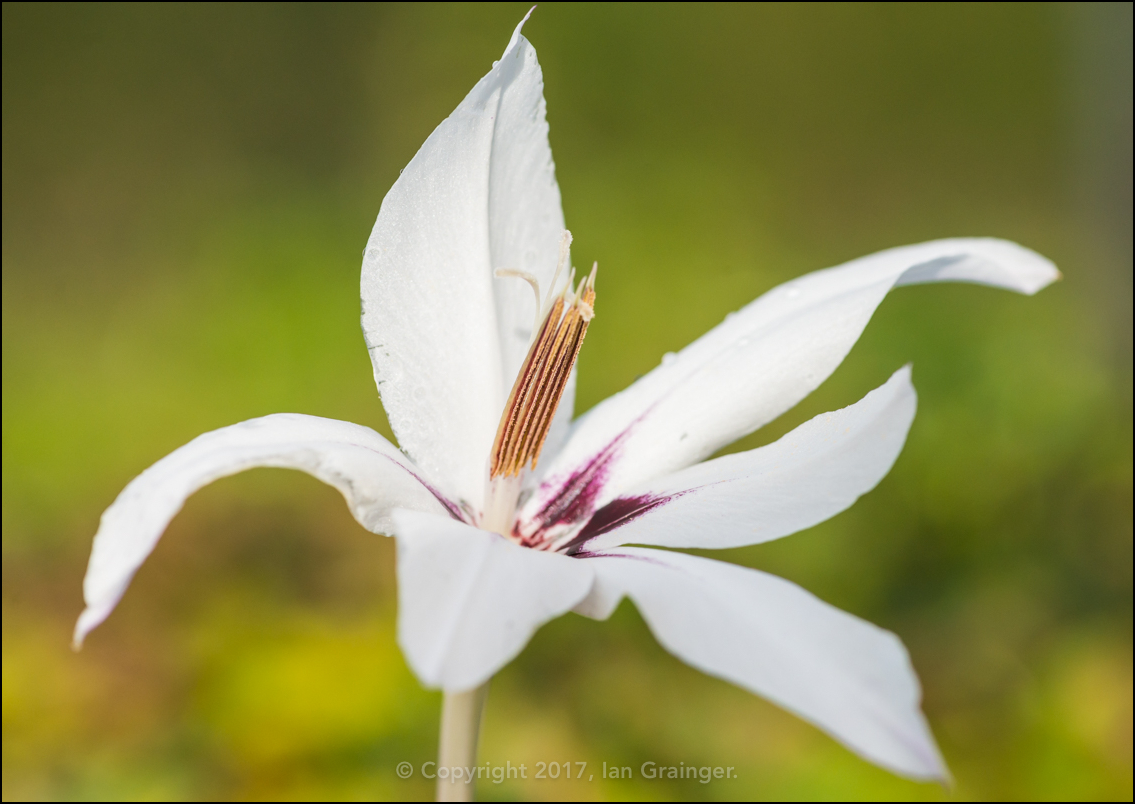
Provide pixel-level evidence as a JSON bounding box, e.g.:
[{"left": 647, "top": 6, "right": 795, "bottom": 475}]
[{"left": 3, "top": 3, "right": 1131, "bottom": 800}]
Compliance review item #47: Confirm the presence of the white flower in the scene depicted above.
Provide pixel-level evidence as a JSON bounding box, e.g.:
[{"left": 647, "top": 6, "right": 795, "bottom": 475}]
[{"left": 75, "top": 14, "right": 1059, "bottom": 783}]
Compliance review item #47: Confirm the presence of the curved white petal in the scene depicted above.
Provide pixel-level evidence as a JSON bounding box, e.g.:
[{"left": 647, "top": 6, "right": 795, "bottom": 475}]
[
  {"left": 361, "top": 13, "right": 566, "bottom": 509},
  {"left": 575, "top": 548, "right": 948, "bottom": 781},
  {"left": 392, "top": 509, "right": 593, "bottom": 692},
  {"left": 75, "top": 414, "right": 455, "bottom": 648},
  {"left": 522, "top": 238, "right": 1057, "bottom": 528},
  {"left": 568, "top": 366, "right": 916, "bottom": 553}
]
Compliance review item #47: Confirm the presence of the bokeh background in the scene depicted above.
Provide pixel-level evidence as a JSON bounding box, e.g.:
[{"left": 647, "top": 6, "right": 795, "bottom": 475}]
[{"left": 3, "top": 3, "right": 1131, "bottom": 800}]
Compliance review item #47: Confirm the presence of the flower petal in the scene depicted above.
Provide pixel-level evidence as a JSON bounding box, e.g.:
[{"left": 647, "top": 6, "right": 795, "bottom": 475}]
[
  {"left": 392, "top": 509, "right": 593, "bottom": 692},
  {"left": 361, "top": 13, "right": 566, "bottom": 509},
  {"left": 575, "top": 548, "right": 948, "bottom": 780},
  {"left": 567, "top": 366, "right": 916, "bottom": 552},
  {"left": 523, "top": 238, "right": 1057, "bottom": 526},
  {"left": 75, "top": 414, "right": 455, "bottom": 648}
]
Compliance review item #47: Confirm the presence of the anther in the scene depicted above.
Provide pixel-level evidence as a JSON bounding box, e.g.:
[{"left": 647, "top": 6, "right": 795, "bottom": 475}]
[{"left": 490, "top": 258, "right": 597, "bottom": 478}]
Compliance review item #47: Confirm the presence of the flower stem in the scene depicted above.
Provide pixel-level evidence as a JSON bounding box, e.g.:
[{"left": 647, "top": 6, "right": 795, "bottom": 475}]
[{"left": 436, "top": 680, "right": 490, "bottom": 802}]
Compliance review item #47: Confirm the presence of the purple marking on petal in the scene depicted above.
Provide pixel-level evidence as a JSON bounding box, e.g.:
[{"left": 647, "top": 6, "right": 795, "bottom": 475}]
[
  {"left": 515, "top": 429, "right": 629, "bottom": 544},
  {"left": 570, "top": 549, "right": 670, "bottom": 566},
  {"left": 416, "top": 477, "right": 467, "bottom": 523},
  {"left": 561, "top": 492, "right": 678, "bottom": 555},
  {"left": 379, "top": 454, "right": 467, "bottom": 523}
]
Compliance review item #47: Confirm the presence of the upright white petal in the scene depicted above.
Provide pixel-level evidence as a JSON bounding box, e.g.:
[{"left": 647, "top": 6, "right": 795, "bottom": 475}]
[
  {"left": 361, "top": 13, "right": 566, "bottom": 509},
  {"left": 569, "top": 366, "right": 915, "bottom": 552},
  {"left": 576, "top": 548, "right": 948, "bottom": 781},
  {"left": 487, "top": 16, "right": 570, "bottom": 389},
  {"left": 392, "top": 509, "right": 593, "bottom": 692},
  {"left": 75, "top": 414, "right": 454, "bottom": 647},
  {"left": 523, "top": 238, "right": 1057, "bottom": 524}
]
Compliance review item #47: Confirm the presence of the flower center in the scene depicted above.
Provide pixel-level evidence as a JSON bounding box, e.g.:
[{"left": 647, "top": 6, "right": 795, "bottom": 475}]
[{"left": 491, "top": 263, "right": 596, "bottom": 478}]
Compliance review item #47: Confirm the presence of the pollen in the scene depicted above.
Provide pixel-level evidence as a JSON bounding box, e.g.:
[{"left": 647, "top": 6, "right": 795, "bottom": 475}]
[{"left": 491, "top": 262, "right": 597, "bottom": 478}]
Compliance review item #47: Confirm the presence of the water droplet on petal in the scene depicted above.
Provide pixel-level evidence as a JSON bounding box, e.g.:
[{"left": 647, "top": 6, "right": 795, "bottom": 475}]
[
  {"left": 384, "top": 360, "right": 405, "bottom": 384},
  {"left": 661, "top": 352, "right": 678, "bottom": 366}
]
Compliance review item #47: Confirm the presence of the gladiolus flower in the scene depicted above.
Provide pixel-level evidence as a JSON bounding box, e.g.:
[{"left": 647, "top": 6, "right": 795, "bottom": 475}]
[{"left": 76, "top": 12, "right": 1058, "bottom": 790}]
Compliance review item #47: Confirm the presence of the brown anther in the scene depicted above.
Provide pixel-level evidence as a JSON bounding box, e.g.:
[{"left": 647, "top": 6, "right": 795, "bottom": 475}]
[{"left": 490, "top": 266, "right": 597, "bottom": 478}]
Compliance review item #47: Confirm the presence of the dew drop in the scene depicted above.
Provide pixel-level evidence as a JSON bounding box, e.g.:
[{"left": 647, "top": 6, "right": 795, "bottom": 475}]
[
  {"left": 661, "top": 352, "right": 678, "bottom": 366},
  {"left": 384, "top": 360, "right": 405, "bottom": 384}
]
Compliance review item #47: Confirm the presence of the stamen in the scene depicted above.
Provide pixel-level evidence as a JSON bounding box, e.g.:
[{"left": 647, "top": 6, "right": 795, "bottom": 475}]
[
  {"left": 542, "top": 230, "right": 573, "bottom": 316},
  {"left": 490, "top": 262, "right": 597, "bottom": 478},
  {"left": 494, "top": 268, "right": 543, "bottom": 335}
]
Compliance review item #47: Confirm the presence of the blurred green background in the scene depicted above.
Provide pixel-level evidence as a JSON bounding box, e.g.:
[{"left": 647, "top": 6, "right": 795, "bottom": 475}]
[{"left": 3, "top": 2, "right": 1131, "bottom": 800}]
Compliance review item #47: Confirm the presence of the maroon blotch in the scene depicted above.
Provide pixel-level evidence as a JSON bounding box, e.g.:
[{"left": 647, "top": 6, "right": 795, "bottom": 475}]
[
  {"left": 518, "top": 430, "right": 629, "bottom": 543},
  {"left": 563, "top": 492, "right": 676, "bottom": 555}
]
